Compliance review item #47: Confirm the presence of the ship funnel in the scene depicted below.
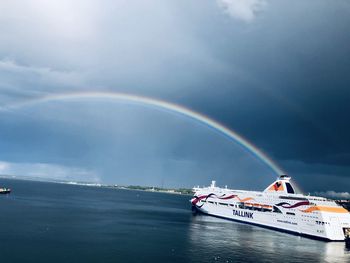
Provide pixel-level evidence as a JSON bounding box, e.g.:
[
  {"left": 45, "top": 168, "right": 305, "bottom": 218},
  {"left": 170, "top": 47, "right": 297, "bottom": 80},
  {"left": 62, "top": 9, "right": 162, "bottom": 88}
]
[
  {"left": 264, "top": 175, "right": 296, "bottom": 194},
  {"left": 210, "top": 180, "right": 216, "bottom": 188},
  {"left": 279, "top": 174, "right": 291, "bottom": 180}
]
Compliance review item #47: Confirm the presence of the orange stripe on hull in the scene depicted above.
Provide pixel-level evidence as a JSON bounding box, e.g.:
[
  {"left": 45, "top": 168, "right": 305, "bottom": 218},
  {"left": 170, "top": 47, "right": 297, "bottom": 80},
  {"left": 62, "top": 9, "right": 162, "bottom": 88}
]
[
  {"left": 301, "top": 206, "right": 348, "bottom": 213},
  {"left": 239, "top": 197, "right": 254, "bottom": 202}
]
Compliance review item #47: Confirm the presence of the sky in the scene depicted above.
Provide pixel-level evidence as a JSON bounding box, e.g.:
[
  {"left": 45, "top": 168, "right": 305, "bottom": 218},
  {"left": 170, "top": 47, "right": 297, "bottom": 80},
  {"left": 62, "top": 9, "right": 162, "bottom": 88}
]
[{"left": 0, "top": 0, "right": 350, "bottom": 195}]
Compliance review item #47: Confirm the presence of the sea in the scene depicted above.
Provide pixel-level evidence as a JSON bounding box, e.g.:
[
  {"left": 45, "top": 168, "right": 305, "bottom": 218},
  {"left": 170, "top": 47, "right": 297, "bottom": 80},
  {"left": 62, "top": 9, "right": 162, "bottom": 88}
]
[{"left": 0, "top": 178, "right": 349, "bottom": 263}]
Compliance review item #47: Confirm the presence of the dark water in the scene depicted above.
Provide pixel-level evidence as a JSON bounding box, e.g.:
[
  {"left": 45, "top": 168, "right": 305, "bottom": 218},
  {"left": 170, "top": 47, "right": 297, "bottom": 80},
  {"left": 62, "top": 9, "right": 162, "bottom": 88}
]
[{"left": 0, "top": 178, "right": 349, "bottom": 263}]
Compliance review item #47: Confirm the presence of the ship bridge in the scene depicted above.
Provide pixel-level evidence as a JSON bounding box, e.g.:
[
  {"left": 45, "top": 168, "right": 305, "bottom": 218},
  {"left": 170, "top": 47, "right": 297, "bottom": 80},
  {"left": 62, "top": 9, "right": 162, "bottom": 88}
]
[{"left": 264, "top": 175, "right": 296, "bottom": 194}]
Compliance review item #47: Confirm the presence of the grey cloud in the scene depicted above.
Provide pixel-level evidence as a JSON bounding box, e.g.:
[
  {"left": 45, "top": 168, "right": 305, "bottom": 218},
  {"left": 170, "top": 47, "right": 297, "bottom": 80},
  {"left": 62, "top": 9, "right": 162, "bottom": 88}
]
[
  {"left": 216, "top": 0, "right": 267, "bottom": 22},
  {"left": 0, "top": 59, "right": 84, "bottom": 87},
  {"left": 314, "top": 191, "right": 350, "bottom": 200},
  {"left": 0, "top": 59, "right": 87, "bottom": 105}
]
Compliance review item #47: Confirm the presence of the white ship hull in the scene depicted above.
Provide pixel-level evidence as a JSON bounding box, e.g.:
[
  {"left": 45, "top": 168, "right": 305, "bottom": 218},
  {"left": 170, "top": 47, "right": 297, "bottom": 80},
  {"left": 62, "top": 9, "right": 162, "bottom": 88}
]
[{"left": 191, "top": 177, "right": 350, "bottom": 241}]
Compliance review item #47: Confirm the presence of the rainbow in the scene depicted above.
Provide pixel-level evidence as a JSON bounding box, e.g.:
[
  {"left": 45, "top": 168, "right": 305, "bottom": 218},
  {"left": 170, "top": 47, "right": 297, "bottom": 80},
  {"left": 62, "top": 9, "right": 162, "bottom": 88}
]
[{"left": 0, "top": 91, "right": 284, "bottom": 175}]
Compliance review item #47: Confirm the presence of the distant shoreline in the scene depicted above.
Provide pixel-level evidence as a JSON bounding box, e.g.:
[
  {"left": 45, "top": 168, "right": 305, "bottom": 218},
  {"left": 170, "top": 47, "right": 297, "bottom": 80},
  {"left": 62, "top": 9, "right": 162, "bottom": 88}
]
[
  {"left": 0, "top": 175, "right": 193, "bottom": 196},
  {"left": 113, "top": 185, "right": 193, "bottom": 195}
]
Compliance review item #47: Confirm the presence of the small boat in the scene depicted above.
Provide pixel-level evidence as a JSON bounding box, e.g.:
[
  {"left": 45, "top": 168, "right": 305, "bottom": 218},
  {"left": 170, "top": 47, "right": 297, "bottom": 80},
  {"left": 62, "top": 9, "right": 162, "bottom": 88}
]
[{"left": 0, "top": 187, "right": 11, "bottom": 194}]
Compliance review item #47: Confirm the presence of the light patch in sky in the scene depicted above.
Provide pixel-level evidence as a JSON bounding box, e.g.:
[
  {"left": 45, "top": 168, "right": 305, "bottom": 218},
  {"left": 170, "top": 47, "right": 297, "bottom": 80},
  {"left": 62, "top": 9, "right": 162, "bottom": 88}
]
[
  {"left": 0, "top": 161, "right": 100, "bottom": 182},
  {"left": 0, "top": 0, "right": 97, "bottom": 40},
  {"left": 217, "top": 0, "right": 267, "bottom": 22}
]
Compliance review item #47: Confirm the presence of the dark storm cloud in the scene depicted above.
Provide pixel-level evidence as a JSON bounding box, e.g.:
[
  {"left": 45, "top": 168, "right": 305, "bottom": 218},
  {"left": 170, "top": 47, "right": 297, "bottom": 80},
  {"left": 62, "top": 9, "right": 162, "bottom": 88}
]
[{"left": 177, "top": 0, "right": 350, "bottom": 168}]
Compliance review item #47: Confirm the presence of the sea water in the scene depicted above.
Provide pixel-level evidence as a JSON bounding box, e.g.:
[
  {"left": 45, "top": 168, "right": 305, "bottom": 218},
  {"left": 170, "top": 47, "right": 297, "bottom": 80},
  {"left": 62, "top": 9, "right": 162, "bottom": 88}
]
[{"left": 0, "top": 178, "right": 349, "bottom": 263}]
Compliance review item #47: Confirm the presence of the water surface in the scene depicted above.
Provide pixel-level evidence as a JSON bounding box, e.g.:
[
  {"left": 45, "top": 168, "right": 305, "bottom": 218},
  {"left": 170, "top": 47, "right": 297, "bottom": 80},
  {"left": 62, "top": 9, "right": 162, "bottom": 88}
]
[{"left": 0, "top": 178, "right": 349, "bottom": 262}]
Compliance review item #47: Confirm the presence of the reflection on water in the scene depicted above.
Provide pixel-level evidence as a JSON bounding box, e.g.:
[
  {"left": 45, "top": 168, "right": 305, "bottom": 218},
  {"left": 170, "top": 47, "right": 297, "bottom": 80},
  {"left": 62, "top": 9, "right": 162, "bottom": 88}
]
[{"left": 188, "top": 214, "right": 350, "bottom": 263}]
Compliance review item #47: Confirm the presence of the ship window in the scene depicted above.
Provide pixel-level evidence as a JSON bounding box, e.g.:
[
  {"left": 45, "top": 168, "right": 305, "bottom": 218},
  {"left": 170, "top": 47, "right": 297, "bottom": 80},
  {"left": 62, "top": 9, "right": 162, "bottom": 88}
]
[
  {"left": 286, "top": 212, "right": 295, "bottom": 216},
  {"left": 273, "top": 206, "right": 282, "bottom": 213},
  {"left": 208, "top": 201, "right": 214, "bottom": 204},
  {"left": 219, "top": 203, "right": 228, "bottom": 206},
  {"left": 286, "top": 183, "right": 295, "bottom": 194}
]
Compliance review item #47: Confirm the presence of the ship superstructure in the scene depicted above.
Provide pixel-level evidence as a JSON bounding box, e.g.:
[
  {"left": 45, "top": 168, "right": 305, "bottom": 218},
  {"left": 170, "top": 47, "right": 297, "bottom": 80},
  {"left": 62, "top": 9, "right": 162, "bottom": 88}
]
[{"left": 191, "top": 176, "right": 350, "bottom": 241}]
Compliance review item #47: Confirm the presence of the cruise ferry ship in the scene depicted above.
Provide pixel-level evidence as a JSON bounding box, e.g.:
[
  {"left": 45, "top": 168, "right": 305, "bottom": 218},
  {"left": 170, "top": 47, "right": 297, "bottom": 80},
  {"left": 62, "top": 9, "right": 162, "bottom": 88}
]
[{"left": 191, "top": 175, "right": 350, "bottom": 241}]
